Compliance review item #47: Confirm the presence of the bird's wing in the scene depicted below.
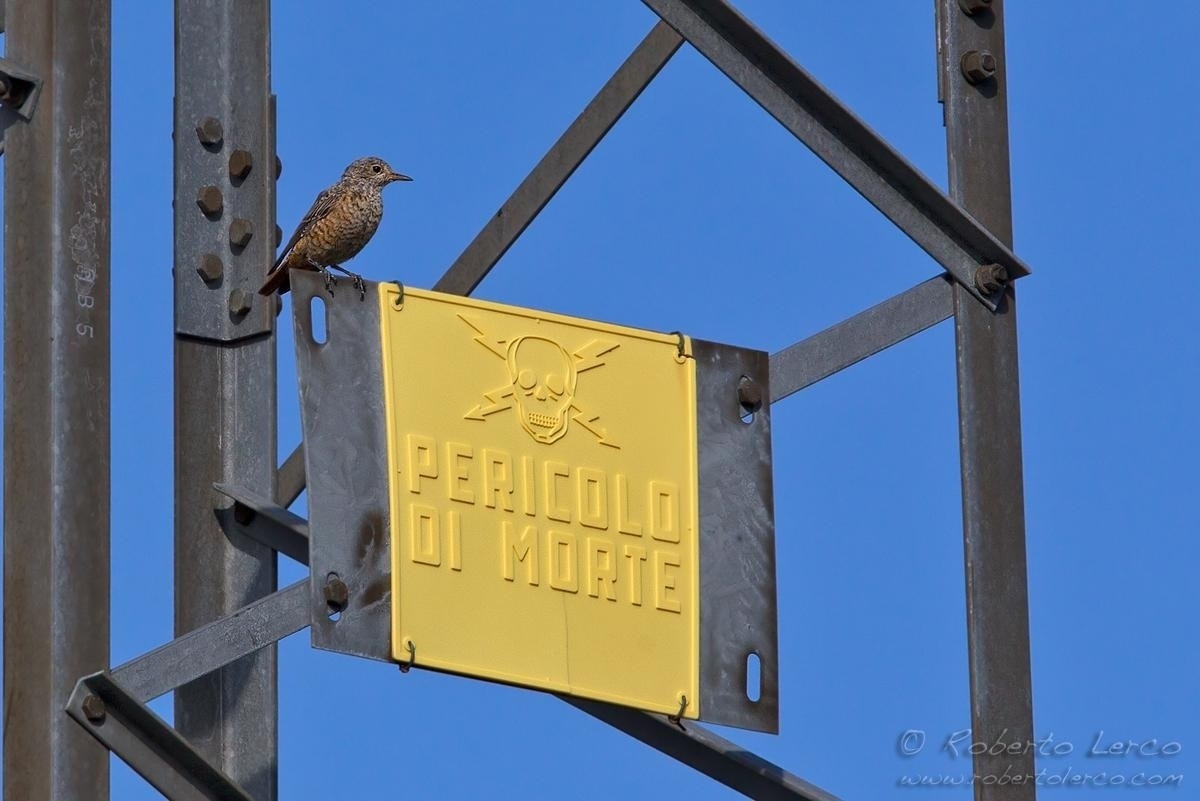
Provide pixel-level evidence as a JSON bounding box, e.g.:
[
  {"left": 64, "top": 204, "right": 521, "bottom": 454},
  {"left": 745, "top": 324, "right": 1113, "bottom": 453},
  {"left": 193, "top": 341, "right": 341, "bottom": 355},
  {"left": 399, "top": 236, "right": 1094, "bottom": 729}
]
[{"left": 267, "top": 187, "right": 339, "bottom": 275}]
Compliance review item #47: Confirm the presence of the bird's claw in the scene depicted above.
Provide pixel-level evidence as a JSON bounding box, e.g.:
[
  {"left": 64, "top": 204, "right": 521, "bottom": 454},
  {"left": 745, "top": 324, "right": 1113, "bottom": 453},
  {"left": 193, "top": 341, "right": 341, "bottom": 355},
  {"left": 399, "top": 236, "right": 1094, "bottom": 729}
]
[
  {"left": 322, "top": 268, "right": 337, "bottom": 296},
  {"left": 353, "top": 273, "right": 366, "bottom": 300}
]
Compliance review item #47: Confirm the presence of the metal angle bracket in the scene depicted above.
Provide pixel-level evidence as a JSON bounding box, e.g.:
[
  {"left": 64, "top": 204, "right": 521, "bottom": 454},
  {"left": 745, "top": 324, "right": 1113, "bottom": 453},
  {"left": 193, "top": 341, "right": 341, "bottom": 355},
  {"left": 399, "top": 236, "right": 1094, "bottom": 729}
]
[
  {"left": 292, "top": 272, "right": 394, "bottom": 662},
  {"left": 693, "top": 339, "right": 778, "bottom": 732},
  {"left": 67, "top": 673, "right": 256, "bottom": 801}
]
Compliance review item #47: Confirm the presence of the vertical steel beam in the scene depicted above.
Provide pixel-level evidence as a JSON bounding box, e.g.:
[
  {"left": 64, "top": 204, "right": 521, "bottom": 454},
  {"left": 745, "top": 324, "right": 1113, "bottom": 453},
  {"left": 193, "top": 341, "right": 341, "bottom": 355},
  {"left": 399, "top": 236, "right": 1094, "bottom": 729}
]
[
  {"left": 174, "top": 1, "right": 277, "bottom": 798},
  {"left": 2, "top": 0, "right": 111, "bottom": 798},
  {"left": 938, "top": 1, "right": 1036, "bottom": 797}
]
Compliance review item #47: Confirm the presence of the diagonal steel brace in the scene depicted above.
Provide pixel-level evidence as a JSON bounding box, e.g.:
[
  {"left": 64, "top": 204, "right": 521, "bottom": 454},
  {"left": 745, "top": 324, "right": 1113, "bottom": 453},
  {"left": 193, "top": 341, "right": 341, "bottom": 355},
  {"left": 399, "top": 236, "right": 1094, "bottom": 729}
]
[
  {"left": 215, "top": 482, "right": 310, "bottom": 566},
  {"left": 67, "top": 673, "right": 256, "bottom": 801},
  {"left": 66, "top": 583, "right": 309, "bottom": 800},
  {"left": 642, "top": 0, "right": 1030, "bottom": 309}
]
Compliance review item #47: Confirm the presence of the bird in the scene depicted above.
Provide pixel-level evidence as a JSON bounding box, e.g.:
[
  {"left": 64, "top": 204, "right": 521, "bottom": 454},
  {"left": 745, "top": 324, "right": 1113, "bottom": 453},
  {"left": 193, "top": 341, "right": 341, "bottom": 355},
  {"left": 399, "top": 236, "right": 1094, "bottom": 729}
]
[{"left": 258, "top": 155, "right": 412, "bottom": 298}]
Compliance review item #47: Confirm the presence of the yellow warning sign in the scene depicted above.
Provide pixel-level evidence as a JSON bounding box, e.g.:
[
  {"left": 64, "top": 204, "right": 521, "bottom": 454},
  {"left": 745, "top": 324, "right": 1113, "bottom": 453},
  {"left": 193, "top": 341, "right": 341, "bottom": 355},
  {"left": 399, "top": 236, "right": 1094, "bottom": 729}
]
[{"left": 379, "top": 285, "right": 700, "bottom": 718}]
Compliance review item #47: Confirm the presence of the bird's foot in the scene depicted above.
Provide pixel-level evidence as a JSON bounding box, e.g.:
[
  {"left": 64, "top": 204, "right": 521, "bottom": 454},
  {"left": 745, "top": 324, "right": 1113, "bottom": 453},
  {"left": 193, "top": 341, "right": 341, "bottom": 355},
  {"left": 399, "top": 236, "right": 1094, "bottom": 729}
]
[
  {"left": 352, "top": 273, "right": 366, "bottom": 300},
  {"left": 321, "top": 268, "right": 337, "bottom": 296}
]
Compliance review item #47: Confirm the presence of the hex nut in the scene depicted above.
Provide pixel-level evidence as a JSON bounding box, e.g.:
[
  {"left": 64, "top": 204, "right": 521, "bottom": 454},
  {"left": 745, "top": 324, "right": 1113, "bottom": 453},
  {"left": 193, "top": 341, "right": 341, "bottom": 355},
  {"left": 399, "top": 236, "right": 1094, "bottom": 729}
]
[
  {"left": 197, "top": 253, "right": 223, "bottom": 283},
  {"left": 229, "top": 149, "right": 253, "bottom": 180},
  {"left": 81, "top": 694, "right": 106, "bottom": 724},
  {"left": 960, "top": 50, "right": 997, "bottom": 85},
  {"left": 233, "top": 501, "right": 256, "bottom": 525},
  {"left": 228, "top": 288, "right": 252, "bottom": 317},
  {"left": 737, "top": 375, "right": 764, "bottom": 415},
  {"left": 324, "top": 575, "right": 349, "bottom": 613},
  {"left": 957, "top": 0, "right": 992, "bottom": 15},
  {"left": 974, "top": 263, "right": 1009, "bottom": 295},
  {"left": 196, "top": 185, "right": 223, "bottom": 216},
  {"left": 195, "top": 117, "right": 223, "bottom": 147},
  {"left": 229, "top": 218, "right": 254, "bottom": 247}
]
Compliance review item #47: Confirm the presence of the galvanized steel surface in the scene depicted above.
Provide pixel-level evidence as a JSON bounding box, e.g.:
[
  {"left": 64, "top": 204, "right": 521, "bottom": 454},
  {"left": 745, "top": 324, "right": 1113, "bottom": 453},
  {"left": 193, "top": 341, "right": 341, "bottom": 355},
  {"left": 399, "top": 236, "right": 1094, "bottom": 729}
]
[
  {"left": 67, "top": 674, "right": 257, "bottom": 801},
  {"left": 3, "top": 0, "right": 111, "bottom": 798},
  {"left": 292, "top": 272, "right": 395, "bottom": 662},
  {"left": 173, "top": 0, "right": 279, "bottom": 798},
  {"left": 939, "top": 0, "right": 1037, "bottom": 797},
  {"left": 694, "top": 339, "right": 779, "bottom": 732}
]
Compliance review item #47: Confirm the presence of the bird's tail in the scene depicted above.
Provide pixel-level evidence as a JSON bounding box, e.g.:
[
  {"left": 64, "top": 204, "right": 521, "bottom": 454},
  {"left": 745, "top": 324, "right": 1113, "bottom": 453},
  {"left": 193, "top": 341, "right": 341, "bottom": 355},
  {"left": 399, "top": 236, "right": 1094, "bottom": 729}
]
[{"left": 257, "top": 263, "right": 291, "bottom": 296}]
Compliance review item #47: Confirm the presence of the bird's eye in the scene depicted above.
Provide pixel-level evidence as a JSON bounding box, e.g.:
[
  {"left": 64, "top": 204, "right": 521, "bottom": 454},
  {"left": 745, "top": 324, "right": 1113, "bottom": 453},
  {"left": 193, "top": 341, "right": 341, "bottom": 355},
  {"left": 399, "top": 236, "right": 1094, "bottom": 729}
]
[{"left": 372, "top": 164, "right": 382, "bottom": 173}]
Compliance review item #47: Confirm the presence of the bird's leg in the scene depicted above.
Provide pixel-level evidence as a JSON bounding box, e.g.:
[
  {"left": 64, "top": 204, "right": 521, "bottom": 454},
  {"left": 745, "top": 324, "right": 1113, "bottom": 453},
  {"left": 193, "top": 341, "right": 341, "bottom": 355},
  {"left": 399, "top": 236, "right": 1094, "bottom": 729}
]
[
  {"left": 329, "top": 264, "right": 366, "bottom": 300},
  {"left": 306, "top": 257, "right": 337, "bottom": 296}
]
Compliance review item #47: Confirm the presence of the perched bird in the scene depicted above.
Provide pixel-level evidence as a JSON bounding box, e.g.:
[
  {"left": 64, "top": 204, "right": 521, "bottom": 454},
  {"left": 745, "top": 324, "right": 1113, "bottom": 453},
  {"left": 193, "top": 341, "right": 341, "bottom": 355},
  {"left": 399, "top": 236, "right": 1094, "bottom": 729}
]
[{"left": 259, "top": 156, "right": 411, "bottom": 298}]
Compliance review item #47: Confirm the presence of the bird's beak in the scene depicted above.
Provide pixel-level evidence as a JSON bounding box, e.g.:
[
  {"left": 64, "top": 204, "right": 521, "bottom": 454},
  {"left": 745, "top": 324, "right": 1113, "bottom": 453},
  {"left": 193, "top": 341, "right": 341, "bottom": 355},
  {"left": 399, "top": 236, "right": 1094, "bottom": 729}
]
[{"left": 390, "top": 170, "right": 413, "bottom": 183}]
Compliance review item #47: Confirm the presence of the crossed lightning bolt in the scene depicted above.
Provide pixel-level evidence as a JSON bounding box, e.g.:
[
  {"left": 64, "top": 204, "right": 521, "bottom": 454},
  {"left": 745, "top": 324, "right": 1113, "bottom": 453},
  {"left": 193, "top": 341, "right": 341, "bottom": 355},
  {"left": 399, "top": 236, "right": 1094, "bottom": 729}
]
[{"left": 459, "top": 314, "right": 620, "bottom": 448}]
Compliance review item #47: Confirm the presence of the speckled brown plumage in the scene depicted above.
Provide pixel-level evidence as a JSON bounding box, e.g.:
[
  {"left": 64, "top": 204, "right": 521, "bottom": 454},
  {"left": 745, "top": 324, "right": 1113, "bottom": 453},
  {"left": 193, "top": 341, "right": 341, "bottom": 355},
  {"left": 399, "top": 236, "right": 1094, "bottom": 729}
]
[{"left": 258, "top": 156, "right": 411, "bottom": 296}]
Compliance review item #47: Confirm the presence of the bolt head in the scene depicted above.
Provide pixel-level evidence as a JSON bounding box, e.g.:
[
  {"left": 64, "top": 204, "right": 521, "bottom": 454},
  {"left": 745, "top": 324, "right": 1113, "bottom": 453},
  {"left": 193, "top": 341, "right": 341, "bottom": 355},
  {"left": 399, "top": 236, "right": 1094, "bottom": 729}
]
[
  {"left": 195, "top": 117, "right": 223, "bottom": 147},
  {"left": 275, "top": 224, "right": 284, "bottom": 248},
  {"left": 957, "top": 0, "right": 992, "bottom": 15},
  {"left": 961, "top": 50, "right": 998, "bottom": 85},
  {"left": 324, "top": 575, "right": 349, "bottom": 612},
  {"left": 233, "top": 501, "right": 256, "bottom": 525},
  {"left": 229, "top": 149, "right": 253, "bottom": 180},
  {"left": 197, "top": 253, "right": 223, "bottom": 283},
  {"left": 81, "top": 694, "right": 106, "bottom": 724},
  {"left": 974, "top": 263, "right": 1009, "bottom": 295},
  {"left": 228, "top": 288, "right": 252, "bottom": 317},
  {"left": 275, "top": 155, "right": 283, "bottom": 180},
  {"left": 229, "top": 218, "right": 254, "bottom": 247},
  {"left": 196, "top": 185, "right": 223, "bottom": 216},
  {"left": 737, "top": 375, "right": 764, "bottom": 415}
]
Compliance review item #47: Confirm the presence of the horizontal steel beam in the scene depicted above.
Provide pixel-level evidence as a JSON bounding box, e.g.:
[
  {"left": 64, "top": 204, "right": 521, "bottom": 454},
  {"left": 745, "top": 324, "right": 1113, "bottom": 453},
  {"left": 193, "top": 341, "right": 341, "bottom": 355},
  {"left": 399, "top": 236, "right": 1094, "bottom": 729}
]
[
  {"left": 642, "top": 0, "right": 1030, "bottom": 309},
  {"left": 769, "top": 275, "right": 954, "bottom": 403},
  {"left": 67, "top": 673, "right": 256, "bottom": 801},
  {"left": 111, "top": 580, "right": 310, "bottom": 704},
  {"left": 566, "top": 698, "right": 843, "bottom": 801},
  {"left": 435, "top": 20, "right": 683, "bottom": 296},
  {"left": 215, "top": 483, "right": 310, "bottom": 565}
]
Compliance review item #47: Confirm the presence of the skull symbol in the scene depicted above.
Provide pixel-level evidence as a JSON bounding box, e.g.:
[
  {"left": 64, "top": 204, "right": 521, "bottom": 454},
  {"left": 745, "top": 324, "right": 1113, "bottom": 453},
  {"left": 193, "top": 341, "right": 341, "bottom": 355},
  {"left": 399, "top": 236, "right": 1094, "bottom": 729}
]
[{"left": 507, "top": 336, "right": 576, "bottom": 444}]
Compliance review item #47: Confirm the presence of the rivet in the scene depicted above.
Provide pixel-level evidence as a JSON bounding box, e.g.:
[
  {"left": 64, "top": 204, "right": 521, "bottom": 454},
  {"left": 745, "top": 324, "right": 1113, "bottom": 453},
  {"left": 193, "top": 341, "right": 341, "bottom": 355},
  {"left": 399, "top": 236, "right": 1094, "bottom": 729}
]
[
  {"left": 274, "top": 224, "right": 284, "bottom": 248},
  {"left": 275, "top": 155, "right": 283, "bottom": 180}
]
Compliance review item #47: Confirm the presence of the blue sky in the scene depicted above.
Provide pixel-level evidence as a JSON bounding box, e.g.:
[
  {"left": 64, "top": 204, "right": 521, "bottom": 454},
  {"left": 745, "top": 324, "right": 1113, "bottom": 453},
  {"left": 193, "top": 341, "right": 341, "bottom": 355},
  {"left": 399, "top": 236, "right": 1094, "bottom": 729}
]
[{"left": 3, "top": 1, "right": 1198, "bottom": 798}]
